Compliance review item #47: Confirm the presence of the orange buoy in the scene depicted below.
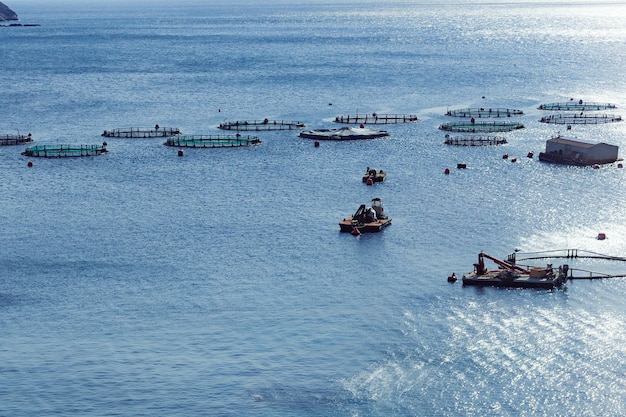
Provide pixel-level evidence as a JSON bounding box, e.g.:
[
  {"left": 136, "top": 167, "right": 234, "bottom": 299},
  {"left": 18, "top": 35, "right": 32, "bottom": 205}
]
[
  {"left": 366, "top": 177, "right": 374, "bottom": 186},
  {"left": 597, "top": 233, "right": 607, "bottom": 240},
  {"left": 351, "top": 228, "right": 361, "bottom": 236},
  {"left": 444, "top": 168, "right": 450, "bottom": 175},
  {"left": 177, "top": 150, "right": 184, "bottom": 156},
  {"left": 27, "top": 161, "right": 33, "bottom": 167}
]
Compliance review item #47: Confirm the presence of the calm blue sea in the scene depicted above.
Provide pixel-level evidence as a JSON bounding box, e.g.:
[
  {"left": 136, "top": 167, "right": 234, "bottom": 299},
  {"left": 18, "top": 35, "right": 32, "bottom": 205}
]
[{"left": 1, "top": 1, "right": 626, "bottom": 415}]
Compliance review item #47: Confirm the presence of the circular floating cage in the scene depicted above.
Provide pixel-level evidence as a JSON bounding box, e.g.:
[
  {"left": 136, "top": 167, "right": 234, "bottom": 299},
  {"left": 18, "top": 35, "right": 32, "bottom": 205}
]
[
  {"left": 444, "top": 135, "right": 508, "bottom": 146},
  {"left": 22, "top": 144, "right": 108, "bottom": 157},
  {"left": 102, "top": 126, "right": 180, "bottom": 138},
  {"left": 445, "top": 108, "right": 523, "bottom": 118},
  {"left": 218, "top": 119, "right": 305, "bottom": 131},
  {"left": 334, "top": 113, "right": 418, "bottom": 124},
  {"left": 164, "top": 135, "right": 262, "bottom": 148},
  {"left": 538, "top": 101, "right": 617, "bottom": 111},
  {"left": 0, "top": 133, "right": 33, "bottom": 146},
  {"left": 539, "top": 113, "right": 622, "bottom": 125},
  {"left": 439, "top": 121, "right": 524, "bottom": 133}
]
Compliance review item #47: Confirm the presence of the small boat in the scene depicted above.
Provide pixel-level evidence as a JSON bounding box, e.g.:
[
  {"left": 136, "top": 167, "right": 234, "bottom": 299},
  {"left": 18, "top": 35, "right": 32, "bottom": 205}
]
[
  {"left": 362, "top": 167, "right": 386, "bottom": 183},
  {"left": 339, "top": 198, "right": 392, "bottom": 233},
  {"left": 299, "top": 126, "right": 389, "bottom": 140},
  {"left": 462, "top": 252, "right": 567, "bottom": 289}
]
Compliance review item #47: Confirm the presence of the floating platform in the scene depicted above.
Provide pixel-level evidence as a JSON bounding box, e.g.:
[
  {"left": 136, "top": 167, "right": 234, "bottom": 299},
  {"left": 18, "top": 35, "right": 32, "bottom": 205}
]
[
  {"left": 0, "top": 133, "right": 33, "bottom": 146},
  {"left": 164, "top": 135, "right": 261, "bottom": 148},
  {"left": 334, "top": 113, "right": 418, "bottom": 124},
  {"left": 22, "top": 144, "right": 108, "bottom": 158},
  {"left": 538, "top": 101, "right": 617, "bottom": 111},
  {"left": 539, "top": 113, "right": 622, "bottom": 125},
  {"left": 461, "top": 252, "right": 567, "bottom": 289},
  {"left": 439, "top": 121, "right": 524, "bottom": 133},
  {"left": 443, "top": 135, "right": 507, "bottom": 146},
  {"left": 299, "top": 127, "right": 389, "bottom": 140},
  {"left": 102, "top": 126, "right": 180, "bottom": 138},
  {"left": 218, "top": 119, "right": 305, "bottom": 131},
  {"left": 445, "top": 108, "right": 523, "bottom": 118}
]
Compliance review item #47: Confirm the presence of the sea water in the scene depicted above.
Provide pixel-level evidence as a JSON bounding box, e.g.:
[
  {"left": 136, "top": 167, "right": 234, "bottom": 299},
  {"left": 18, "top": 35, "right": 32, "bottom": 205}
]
[{"left": 1, "top": 1, "right": 625, "bottom": 416}]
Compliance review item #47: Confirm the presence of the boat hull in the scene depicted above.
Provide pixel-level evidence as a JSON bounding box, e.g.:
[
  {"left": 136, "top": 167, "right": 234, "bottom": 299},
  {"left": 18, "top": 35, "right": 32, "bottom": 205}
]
[
  {"left": 339, "top": 217, "right": 392, "bottom": 233},
  {"left": 362, "top": 172, "right": 386, "bottom": 183},
  {"left": 462, "top": 272, "right": 561, "bottom": 289}
]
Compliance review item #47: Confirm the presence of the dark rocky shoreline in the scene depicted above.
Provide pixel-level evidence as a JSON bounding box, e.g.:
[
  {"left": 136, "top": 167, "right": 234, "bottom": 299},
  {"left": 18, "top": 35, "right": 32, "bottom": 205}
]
[{"left": 0, "top": 1, "right": 18, "bottom": 21}]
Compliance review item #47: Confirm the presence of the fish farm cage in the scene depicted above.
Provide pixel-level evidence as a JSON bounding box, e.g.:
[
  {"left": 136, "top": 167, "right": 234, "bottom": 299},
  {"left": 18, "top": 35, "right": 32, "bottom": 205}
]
[
  {"left": 333, "top": 113, "right": 419, "bottom": 124},
  {"left": 0, "top": 133, "right": 33, "bottom": 146},
  {"left": 102, "top": 126, "right": 180, "bottom": 138},
  {"left": 445, "top": 108, "right": 523, "bottom": 118},
  {"left": 164, "top": 135, "right": 262, "bottom": 148},
  {"left": 538, "top": 102, "right": 617, "bottom": 111},
  {"left": 539, "top": 113, "right": 623, "bottom": 125},
  {"left": 439, "top": 121, "right": 524, "bottom": 133},
  {"left": 218, "top": 120, "right": 305, "bottom": 131},
  {"left": 22, "top": 144, "right": 108, "bottom": 157},
  {"left": 444, "top": 135, "right": 508, "bottom": 146}
]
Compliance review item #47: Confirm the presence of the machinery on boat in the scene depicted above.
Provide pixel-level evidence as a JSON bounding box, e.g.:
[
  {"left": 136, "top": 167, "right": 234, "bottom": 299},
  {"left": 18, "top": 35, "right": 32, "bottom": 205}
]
[
  {"left": 339, "top": 198, "right": 391, "bottom": 233},
  {"left": 462, "top": 252, "right": 567, "bottom": 289}
]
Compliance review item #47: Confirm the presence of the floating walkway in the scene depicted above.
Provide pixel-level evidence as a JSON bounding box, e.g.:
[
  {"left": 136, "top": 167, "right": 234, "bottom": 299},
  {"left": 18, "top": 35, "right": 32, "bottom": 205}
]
[
  {"left": 539, "top": 113, "right": 622, "bottom": 125},
  {"left": 102, "top": 126, "right": 180, "bottom": 138},
  {"left": 22, "top": 144, "right": 108, "bottom": 157},
  {"left": 218, "top": 119, "right": 305, "bottom": 131},
  {"left": 334, "top": 113, "right": 418, "bottom": 124},
  {"left": 445, "top": 108, "right": 523, "bottom": 118},
  {"left": 439, "top": 121, "right": 524, "bottom": 133},
  {"left": 164, "top": 135, "right": 261, "bottom": 148},
  {"left": 0, "top": 133, "right": 32, "bottom": 146},
  {"left": 538, "top": 101, "right": 617, "bottom": 111},
  {"left": 443, "top": 135, "right": 507, "bottom": 146}
]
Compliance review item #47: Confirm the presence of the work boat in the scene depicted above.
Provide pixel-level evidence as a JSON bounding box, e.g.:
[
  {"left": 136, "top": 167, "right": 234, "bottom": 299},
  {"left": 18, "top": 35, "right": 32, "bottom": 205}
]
[
  {"left": 462, "top": 252, "right": 567, "bottom": 289},
  {"left": 339, "top": 198, "right": 391, "bottom": 233}
]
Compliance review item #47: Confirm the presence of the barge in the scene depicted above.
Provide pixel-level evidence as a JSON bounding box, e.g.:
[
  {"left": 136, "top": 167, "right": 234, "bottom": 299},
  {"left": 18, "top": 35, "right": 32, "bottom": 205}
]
[{"left": 462, "top": 252, "right": 567, "bottom": 289}]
